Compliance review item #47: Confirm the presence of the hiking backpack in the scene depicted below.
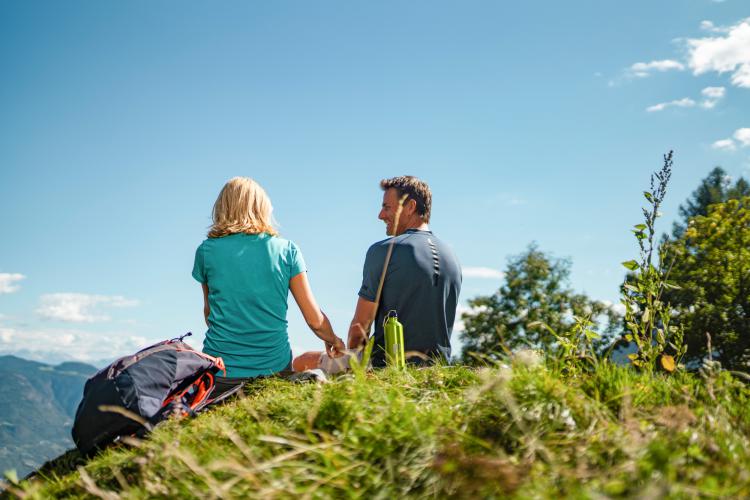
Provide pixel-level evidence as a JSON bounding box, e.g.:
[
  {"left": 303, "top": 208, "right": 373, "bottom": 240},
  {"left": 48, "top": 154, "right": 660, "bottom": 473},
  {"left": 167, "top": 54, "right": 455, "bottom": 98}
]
[{"left": 72, "top": 333, "right": 236, "bottom": 455}]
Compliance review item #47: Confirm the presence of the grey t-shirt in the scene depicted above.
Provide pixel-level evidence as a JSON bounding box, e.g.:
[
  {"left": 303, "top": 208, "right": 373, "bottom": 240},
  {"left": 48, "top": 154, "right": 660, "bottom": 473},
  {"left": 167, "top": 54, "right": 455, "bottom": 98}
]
[{"left": 358, "top": 229, "right": 461, "bottom": 366}]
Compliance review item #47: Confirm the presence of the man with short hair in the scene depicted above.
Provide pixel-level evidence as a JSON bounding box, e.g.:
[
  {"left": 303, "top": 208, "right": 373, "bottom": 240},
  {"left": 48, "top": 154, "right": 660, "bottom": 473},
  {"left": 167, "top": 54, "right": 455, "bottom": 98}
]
[{"left": 348, "top": 175, "right": 462, "bottom": 366}]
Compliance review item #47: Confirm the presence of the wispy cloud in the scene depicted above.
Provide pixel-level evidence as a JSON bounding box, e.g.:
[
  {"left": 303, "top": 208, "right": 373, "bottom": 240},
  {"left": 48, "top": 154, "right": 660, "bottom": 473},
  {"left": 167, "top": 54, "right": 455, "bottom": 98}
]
[
  {"left": 36, "top": 293, "right": 139, "bottom": 323},
  {"left": 646, "top": 86, "right": 726, "bottom": 113},
  {"left": 628, "top": 59, "right": 685, "bottom": 78},
  {"left": 463, "top": 267, "right": 504, "bottom": 279},
  {"left": 0, "top": 273, "right": 25, "bottom": 294},
  {"left": 687, "top": 17, "right": 750, "bottom": 88},
  {"left": 712, "top": 127, "right": 750, "bottom": 151},
  {"left": 618, "top": 18, "right": 749, "bottom": 90},
  {"left": 700, "top": 86, "right": 727, "bottom": 108},
  {"left": 700, "top": 20, "right": 730, "bottom": 34},
  {"left": 646, "top": 97, "right": 696, "bottom": 112},
  {"left": 712, "top": 138, "right": 737, "bottom": 151}
]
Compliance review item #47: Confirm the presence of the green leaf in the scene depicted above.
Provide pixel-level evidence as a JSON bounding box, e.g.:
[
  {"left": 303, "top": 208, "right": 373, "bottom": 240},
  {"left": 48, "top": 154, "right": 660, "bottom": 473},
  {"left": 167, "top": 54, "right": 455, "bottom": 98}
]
[
  {"left": 633, "top": 224, "right": 647, "bottom": 231},
  {"left": 584, "top": 330, "right": 600, "bottom": 340},
  {"left": 624, "top": 334, "right": 633, "bottom": 342},
  {"left": 621, "top": 260, "right": 639, "bottom": 271},
  {"left": 644, "top": 191, "right": 653, "bottom": 202}
]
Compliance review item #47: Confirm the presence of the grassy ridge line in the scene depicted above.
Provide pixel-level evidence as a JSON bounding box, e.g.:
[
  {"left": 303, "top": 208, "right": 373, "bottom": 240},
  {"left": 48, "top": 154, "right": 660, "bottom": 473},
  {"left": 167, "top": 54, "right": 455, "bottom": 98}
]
[{"left": 5, "top": 359, "right": 750, "bottom": 499}]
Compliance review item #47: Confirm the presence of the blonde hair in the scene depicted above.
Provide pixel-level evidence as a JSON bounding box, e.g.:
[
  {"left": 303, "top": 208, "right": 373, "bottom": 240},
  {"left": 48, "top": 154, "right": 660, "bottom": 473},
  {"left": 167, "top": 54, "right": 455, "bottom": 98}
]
[{"left": 208, "top": 177, "right": 278, "bottom": 238}]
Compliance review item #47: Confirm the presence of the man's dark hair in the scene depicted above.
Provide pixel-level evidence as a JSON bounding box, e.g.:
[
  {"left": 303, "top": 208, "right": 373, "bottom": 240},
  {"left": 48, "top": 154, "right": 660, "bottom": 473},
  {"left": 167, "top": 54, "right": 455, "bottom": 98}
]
[{"left": 380, "top": 175, "right": 432, "bottom": 223}]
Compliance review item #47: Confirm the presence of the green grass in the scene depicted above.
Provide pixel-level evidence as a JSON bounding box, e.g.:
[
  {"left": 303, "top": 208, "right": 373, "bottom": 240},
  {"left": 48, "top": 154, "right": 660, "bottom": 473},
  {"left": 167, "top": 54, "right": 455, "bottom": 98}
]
[{"left": 4, "top": 356, "right": 750, "bottom": 499}]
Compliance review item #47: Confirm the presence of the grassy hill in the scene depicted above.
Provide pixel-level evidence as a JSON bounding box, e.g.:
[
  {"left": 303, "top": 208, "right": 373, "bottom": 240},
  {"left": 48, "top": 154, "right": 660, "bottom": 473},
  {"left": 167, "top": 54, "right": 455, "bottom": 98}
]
[
  {"left": 4, "top": 356, "right": 750, "bottom": 498},
  {"left": 0, "top": 356, "right": 96, "bottom": 478}
]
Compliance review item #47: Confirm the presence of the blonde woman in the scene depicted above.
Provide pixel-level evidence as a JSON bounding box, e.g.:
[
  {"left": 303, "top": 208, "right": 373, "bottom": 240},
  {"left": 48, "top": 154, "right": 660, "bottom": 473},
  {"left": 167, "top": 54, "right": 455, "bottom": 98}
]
[{"left": 192, "top": 177, "right": 344, "bottom": 396}]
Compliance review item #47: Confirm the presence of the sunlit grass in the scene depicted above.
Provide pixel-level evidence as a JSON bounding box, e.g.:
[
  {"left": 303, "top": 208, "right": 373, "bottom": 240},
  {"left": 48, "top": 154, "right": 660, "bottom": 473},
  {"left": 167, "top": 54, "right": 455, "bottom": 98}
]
[{"left": 5, "top": 358, "right": 750, "bottom": 499}]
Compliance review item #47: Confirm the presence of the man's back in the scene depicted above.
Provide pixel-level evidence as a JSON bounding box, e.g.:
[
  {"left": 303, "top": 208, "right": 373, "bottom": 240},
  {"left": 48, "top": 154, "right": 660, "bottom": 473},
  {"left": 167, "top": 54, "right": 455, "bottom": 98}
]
[{"left": 358, "top": 229, "right": 461, "bottom": 366}]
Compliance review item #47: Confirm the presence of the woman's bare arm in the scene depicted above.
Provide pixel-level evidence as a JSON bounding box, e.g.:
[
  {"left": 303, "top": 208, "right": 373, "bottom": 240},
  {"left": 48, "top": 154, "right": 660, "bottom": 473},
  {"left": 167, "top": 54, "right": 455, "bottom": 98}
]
[{"left": 289, "top": 272, "right": 344, "bottom": 356}]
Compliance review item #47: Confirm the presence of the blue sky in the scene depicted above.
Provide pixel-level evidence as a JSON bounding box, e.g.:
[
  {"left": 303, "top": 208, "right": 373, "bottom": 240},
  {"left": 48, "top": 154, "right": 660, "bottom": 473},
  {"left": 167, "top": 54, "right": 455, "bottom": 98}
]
[{"left": 1, "top": 1, "right": 749, "bottom": 364}]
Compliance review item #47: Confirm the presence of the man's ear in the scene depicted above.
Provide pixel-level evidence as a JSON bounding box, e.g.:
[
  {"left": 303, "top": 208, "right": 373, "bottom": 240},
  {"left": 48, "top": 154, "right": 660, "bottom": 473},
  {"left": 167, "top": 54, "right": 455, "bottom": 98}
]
[{"left": 403, "top": 198, "right": 418, "bottom": 216}]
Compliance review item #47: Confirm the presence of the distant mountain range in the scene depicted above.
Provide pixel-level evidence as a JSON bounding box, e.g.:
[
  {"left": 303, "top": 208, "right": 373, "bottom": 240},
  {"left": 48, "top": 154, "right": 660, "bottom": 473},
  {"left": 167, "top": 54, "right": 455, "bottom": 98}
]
[{"left": 0, "top": 355, "right": 96, "bottom": 478}]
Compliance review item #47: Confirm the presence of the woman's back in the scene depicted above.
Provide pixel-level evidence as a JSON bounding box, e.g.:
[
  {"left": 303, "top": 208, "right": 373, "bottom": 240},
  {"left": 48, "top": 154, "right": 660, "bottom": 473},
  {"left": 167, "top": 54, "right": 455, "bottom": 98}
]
[{"left": 192, "top": 232, "right": 305, "bottom": 377}]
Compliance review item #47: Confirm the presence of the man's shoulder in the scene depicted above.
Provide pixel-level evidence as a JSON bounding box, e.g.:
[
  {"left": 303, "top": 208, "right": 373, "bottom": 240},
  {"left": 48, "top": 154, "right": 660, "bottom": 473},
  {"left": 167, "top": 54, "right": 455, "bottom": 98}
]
[
  {"left": 365, "top": 237, "right": 392, "bottom": 254},
  {"left": 366, "top": 232, "right": 451, "bottom": 253},
  {"left": 362, "top": 239, "right": 389, "bottom": 267}
]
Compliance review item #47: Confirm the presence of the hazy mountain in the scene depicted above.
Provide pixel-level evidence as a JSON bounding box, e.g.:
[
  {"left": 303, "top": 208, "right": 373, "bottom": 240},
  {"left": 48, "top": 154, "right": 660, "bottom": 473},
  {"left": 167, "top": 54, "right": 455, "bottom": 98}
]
[{"left": 0, "top": 355, "right": 96, "bottom": 478}]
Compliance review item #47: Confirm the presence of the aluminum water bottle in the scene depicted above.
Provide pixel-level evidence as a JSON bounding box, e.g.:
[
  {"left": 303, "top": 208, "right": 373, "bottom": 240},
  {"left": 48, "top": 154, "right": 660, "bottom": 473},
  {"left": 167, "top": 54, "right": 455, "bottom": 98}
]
[{"left": 384, "top": 310, "right": 405, "bottom": 368}]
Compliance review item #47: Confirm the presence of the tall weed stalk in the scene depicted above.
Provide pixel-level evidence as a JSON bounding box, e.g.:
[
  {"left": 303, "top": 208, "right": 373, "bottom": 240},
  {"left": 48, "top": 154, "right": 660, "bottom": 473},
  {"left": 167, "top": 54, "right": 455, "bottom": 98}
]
[{"left": 621, "top": 151, "right": 686, "bottom": 371}]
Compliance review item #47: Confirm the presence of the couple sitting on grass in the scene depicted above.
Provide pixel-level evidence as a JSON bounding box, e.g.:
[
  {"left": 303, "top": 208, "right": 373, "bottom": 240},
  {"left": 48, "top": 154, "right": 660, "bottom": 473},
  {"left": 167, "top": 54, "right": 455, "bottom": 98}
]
[{"left": 192, "top": 175, "right": 461, "bottom": 398}]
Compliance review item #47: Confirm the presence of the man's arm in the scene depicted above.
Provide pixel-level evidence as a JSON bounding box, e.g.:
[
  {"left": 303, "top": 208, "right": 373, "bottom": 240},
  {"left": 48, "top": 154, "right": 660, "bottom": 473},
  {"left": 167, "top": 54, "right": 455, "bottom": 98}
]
[
  {"left": 348, "top": 296, "right": 378, "bottom": 349},
  {"left": 201, "top": 283, "right": 210, "bottom": 327}
]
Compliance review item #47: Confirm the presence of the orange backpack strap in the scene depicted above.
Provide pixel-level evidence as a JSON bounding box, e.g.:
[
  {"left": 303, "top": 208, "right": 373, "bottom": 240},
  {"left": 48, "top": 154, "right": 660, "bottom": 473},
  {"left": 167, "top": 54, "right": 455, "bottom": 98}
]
[{"left": 187, "top": 372, "right": 215, "bottom": 410}]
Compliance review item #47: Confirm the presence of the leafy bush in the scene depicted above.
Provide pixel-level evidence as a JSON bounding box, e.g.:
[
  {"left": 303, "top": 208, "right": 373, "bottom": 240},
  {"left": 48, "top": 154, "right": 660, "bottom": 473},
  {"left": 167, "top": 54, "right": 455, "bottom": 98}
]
[{"left": 664, "top": 197, "right": 750, "bottom": 370}]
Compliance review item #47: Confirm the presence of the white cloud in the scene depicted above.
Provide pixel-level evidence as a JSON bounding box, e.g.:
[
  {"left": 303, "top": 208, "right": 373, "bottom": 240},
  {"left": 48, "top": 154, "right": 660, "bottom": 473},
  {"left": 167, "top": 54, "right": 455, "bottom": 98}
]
[
  {"left": 629, "top": 59, "right": 685, "bottom": 78},
  {"left": 454, "top": 303, "right": 491, "bottom": 333},
  {"left": 700, "top": 20, "right": 731, "bottom": 33},
  {"left": 700, "top": 86, "right": 726, "bottom": 108},
  {"left": 687, "top": 17, "right": 750, "bottom": 88},
  {"left": 712, "top": 127, "right": 750, "bottom": 151},
  {"left": 701, "top": 20, "right": 717, "bottom": 32},
  {"left": 647, "top": 86, "right": 725, "bottom": 113},
  {"left": 0, "top": 327, "right": 13, "bottom": 343},
  {"left": 457, "top": 304, "right": 489, "bottom": 316},
  {"left": 734, "top": 127, "right": 750, "bottom": 147},
  {"left": 463, "top": 267, "right": 505, "bottom": 279},
  {"left": 36, "top": 293, "right": 139, "bottom": 323},
  {"left": 0, "top": 322, "right": 151, "bottom": 364},
  {"left": 0, "top": 273, "right": 25, "bottom": 294},
  {"left": 712, "top": 138, "right": 737, "bottom": 151},
  {"left": 646, "top": 97, "right": 696, "bottom": 112},
  {"left": 701, "top": 86, "right": 726, "bottom": 99}
]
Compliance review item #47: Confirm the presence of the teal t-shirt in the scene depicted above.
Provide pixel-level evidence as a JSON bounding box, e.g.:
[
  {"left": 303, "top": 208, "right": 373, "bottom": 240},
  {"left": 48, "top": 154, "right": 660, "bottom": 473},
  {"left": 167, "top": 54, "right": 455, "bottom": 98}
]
[{"left": 192, "top": 233, "right": 306, "bottom": 378}]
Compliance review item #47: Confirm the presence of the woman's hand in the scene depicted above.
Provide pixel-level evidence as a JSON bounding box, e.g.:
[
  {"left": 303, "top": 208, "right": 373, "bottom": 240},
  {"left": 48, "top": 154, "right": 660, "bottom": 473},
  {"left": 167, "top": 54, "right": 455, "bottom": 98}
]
[{"left": 325, "top": 336, "right": 346, "bottom": 358}]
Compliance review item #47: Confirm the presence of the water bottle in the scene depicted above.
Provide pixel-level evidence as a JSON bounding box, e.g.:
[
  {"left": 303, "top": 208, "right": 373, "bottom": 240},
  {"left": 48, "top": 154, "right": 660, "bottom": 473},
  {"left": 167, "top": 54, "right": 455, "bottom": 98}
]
[{"left": 383, "top": 310, "right": 405, "bottom": 368}]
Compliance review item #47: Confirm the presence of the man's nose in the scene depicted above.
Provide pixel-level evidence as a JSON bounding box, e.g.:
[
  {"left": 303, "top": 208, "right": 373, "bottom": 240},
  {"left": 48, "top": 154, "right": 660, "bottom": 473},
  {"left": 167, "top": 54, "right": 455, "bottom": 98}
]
[{"left": 378, "top": 209, "right": 386, "bottom": 220}]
